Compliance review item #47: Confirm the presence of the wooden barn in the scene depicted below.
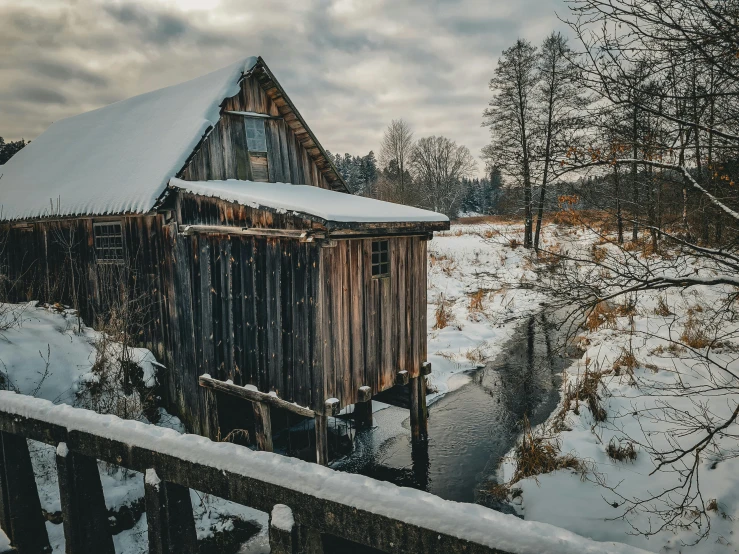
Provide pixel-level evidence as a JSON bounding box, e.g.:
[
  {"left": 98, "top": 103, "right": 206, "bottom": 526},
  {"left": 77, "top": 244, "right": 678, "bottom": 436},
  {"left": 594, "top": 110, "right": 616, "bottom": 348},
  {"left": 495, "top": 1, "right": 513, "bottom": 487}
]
[{"left": 0, "top": 56, "right": 449, "bottom": 464}]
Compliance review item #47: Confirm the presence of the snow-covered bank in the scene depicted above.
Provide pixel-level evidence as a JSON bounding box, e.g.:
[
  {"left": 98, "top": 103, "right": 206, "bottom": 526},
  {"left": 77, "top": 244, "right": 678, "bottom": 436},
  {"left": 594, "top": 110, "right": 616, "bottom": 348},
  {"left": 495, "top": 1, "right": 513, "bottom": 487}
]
[
  {"left": 0, "top": 302, "right": 267, "bottom": 553},
  {"left": 426, "top": 222, "right": 547, "bottom": 398},
  {"left": 488, "top": 230, "right": 739, "bottom": 553}
]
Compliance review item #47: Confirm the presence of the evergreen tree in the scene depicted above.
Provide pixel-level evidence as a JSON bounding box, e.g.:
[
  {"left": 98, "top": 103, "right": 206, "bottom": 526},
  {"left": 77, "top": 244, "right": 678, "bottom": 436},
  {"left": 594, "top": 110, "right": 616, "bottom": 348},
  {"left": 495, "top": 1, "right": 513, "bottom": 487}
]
[{"left": 0, "top": 137, "right": 27, "bottom": 165}]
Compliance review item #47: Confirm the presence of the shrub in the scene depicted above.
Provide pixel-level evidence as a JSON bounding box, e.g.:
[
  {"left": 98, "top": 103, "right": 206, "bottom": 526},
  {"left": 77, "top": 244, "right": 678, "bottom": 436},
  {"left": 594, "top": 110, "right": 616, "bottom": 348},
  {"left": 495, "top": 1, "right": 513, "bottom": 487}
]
[
  {"left": 586, "top": 301, "right": 618, "bottom": 331},
  {"left": 606, "top": 438, "right": 637, "bottom": 462}
]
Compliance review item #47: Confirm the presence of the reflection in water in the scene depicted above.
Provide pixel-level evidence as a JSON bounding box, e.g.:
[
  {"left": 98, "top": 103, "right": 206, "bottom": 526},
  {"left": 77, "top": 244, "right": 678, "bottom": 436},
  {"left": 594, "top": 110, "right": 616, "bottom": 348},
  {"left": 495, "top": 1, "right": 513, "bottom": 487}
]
[{"left": 332, "top": 314, "right": 572, "bottom": 507}]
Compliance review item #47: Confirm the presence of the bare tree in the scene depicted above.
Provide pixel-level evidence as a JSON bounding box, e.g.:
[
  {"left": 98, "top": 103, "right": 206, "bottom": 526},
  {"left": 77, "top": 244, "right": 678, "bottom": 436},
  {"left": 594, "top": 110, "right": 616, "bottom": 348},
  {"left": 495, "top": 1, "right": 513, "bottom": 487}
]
[
  {"left": 523, "top": 0, "right": 739, "bottom": 540},
  {"left": 379, "top": 119, "right": 416, "bottom": 205},
  {"left": 411, "top": 136, "right": 476, "bottom": 218},
  {"left": 533, "top": 32, "right": 583, "bottom": 251},
  {"left": 483, "top": 39, "right": 540, "bottom": 247}
]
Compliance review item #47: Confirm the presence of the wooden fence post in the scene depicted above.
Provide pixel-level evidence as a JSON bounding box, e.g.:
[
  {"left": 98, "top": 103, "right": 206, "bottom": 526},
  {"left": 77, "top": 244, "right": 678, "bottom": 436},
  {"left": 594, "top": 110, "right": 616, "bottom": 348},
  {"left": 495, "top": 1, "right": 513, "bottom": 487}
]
[
  {"left": 253, "top": 401, "right": 274, "bottom": 452},
  {"left": 0, "top": 432, "right": 51, "bottom": 553},
  {"left": 295, "top": 525, "right": 324, "bottom": 554},
  {"left": 269, "top": 504, "right": 296, "bottom": 554},
  {"left": 144, "top": 469, "right": 197, "bottom": 554},
  {"left": 56, "top": 443, "right": 115, "bottom": 554}
]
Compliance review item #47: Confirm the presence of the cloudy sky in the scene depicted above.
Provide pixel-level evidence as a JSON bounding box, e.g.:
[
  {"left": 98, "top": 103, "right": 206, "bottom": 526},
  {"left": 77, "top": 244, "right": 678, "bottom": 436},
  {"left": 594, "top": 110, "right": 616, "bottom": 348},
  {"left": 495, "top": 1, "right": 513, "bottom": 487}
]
[{"left": 1, "top": 0, "right": 570, "bottom": 171}]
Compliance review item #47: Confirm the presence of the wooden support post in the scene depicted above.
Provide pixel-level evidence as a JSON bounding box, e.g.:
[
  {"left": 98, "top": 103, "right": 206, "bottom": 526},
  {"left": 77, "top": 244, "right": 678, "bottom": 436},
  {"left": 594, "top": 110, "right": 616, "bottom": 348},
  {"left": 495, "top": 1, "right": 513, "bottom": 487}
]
[
  {"left": 354, "top": 400, "right": 373, "bottom": 428},
  {"left": 314, "top": 414, "right": 328, "bottom": 466},
  {"left": 253, "top": 401, "right": 274, "bottom": 452},
  {"left": 354, "top": 387, "right": 373, "bottom": 429},
  {"left": 269, "top": 504, "right": 296, "bottom": 554},
  {"left": 295, "top": 525, "right": 324, "bottom": 554},
  {"left": 56, "top": 443, "right": 115, "bottom": 554},
  {"left": 144, "top": 469, "right": 197, "bottom": 554},
  {"left": 395, "top": 370, "right": 409, "bottom": 386},
  {"left": 409, "top": 376, "right": 429, "bottom": 443},
  {"left": 0, "top": 432, "right": 51, "bottom": 553}
]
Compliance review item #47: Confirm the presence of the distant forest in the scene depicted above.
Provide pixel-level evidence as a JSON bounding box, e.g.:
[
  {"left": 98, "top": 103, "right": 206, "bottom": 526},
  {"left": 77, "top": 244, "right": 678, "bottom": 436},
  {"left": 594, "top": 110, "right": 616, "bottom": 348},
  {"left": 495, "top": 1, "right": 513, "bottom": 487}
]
[{"left": 0, "top": 137, "right": 26, "bottom": 165}]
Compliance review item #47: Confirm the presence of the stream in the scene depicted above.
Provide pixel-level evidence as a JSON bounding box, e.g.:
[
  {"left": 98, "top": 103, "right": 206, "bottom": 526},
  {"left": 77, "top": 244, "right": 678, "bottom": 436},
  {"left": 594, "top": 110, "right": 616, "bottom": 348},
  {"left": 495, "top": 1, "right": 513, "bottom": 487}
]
[{"left": 332, "top": 313, "right": 574, "bottom": 508}]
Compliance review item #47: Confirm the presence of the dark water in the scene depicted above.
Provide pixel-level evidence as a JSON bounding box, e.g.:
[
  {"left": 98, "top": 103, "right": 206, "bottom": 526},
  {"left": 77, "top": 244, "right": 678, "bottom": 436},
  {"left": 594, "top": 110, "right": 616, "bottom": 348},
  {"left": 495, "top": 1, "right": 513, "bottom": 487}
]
[{"left": 332, "top": 314, "right": 571, "bottom": 506}]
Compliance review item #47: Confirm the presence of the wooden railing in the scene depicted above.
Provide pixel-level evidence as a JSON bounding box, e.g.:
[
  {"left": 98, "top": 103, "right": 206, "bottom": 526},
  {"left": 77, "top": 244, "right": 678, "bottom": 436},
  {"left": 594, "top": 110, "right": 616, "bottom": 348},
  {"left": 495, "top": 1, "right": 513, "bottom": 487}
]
[{"left": 0, "top": 391, "right": 648, "bottom": 554}]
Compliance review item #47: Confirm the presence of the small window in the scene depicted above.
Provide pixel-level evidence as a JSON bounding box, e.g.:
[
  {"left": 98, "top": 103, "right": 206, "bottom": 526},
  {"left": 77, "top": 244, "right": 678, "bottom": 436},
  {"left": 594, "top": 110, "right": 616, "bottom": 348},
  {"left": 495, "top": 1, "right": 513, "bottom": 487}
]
[
  {"left": 244, "top": 117, "right": 267, "bottom": 152},
  {"left": 94, "top": 222, "right": 124, "bottom": 263},
  {"left": 371, "top": 240, "right": 390, "bottom": 278}
]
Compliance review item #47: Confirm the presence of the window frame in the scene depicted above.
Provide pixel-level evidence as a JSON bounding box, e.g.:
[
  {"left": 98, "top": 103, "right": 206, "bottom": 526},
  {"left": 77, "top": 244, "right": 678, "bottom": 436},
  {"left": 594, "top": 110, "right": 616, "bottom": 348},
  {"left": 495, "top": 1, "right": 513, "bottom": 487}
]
[
  {"left": 244, "top": 116, "right": 267, "bottom": 153},
  {"left": 93, "top": 221, "right": 125, "bottom": 264},
  {"left": 371, "top": 239, "right": 390, "bottom": 279}
]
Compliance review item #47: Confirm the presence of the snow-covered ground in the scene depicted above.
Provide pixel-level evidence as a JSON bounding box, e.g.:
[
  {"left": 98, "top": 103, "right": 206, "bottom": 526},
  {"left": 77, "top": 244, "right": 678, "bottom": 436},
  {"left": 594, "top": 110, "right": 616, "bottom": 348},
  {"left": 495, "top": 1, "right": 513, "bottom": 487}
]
[
  {"left": 423, "top": 219, "right": 739, "bottom": 553},
  {"left": 0, "top": 303, "right": 269, "bottom": 553},
  {"left": 3, "top": 219, "right": 736, "bottom": 553}
]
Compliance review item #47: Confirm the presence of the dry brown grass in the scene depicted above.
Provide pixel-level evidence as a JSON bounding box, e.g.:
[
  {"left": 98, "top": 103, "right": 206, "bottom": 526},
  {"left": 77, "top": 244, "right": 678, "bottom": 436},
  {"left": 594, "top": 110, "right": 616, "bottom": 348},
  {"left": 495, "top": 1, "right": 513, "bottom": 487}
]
[
  {"left": 468, "top": 289, "right": 486, "bottom": 312},
  {"left": 433, "top": 296, "right": 455, "bottom": 330},
  {"left": 591, "top": 244, "right": 607, "bottom": 263},
  {"left": 681, "top": 307, "right": 712, "bottom": 348},
  {"left": 486, "top": 417, "right": 587, "bottom": 501},
  {"left": 429, "top": 252, "right": 457, "bottom": 276},
  {"left": 612, "top": 348, "right": 638, "bottom": 375},
  {"left": 606, "top": 438, "right": 637, "bottom": 462},
  {"left": 586, "top": 301, "right": 619, "bottom": 331},
  {"left": 654, "top": 296, "right": 673, "bottom": 316},
  {"left": 556, "top": 366, "right": 609, "bottom": 426}
]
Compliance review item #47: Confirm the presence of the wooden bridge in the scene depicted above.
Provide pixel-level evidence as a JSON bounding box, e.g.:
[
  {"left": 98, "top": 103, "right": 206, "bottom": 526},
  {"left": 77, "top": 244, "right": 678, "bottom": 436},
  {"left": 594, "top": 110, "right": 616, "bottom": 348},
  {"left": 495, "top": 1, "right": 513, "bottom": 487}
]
[{"left": 0, "top": 391, "right": 648, "bottom": 554}]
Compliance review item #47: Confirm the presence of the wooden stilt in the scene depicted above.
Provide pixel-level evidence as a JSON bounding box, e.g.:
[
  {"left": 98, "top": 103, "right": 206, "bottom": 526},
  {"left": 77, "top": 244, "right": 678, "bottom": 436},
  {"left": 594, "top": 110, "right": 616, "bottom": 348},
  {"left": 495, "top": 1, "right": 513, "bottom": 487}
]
[
  {"left": 56, "top": 443, "right": 115, "bottom": 554},
  {"left": 0, "top": 432, "right": 51, "bottom": 553},
  {"left": 409, "top": 376, "right": 428, "bottom": 443},
  {"left": 269, "top": 504, "right": 296, "bottom": 554},
  {"left": 253, "top": 401, "right": 274, "bottom": 452},
  {"left": 314, "top": 414, "right": 328, "bottom": 466},
  {"left": 354, "top": 400, "right": 373, "bottom": 428},
  {"left": 144, "top": 469, "right": 197, "bottom": 554}
]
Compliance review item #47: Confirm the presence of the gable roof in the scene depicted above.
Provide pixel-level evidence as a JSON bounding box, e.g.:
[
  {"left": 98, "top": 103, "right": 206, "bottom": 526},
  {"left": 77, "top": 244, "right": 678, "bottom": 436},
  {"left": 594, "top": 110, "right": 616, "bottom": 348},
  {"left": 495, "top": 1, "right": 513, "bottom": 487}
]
[
  {"left": 171, "top": 178, "right": 449, "bottom": 230},
  {"left": 0, "top": 57, "right": 348, "bottom": 222}
]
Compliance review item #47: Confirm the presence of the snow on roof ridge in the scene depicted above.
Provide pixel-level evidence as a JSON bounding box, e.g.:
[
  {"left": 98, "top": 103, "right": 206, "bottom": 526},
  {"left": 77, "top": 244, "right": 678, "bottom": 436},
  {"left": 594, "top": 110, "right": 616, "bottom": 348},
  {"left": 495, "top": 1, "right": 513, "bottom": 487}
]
[
  {"left": 0, "top": 390, "right": 650, "bottom": 554},
  {"left": 170, "top": 178, "right": 450, "bottom": 225},
  {"left": 0, "top": 57, "right": 258, "bottom": 221}
]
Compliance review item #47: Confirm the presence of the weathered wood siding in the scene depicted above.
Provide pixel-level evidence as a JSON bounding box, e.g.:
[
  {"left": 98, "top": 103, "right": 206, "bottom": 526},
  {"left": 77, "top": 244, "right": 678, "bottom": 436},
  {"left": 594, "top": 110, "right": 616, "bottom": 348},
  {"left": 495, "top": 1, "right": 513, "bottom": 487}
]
[
  {"left": 179, "top": 75, "right": 333, "bottom": 190},
  {"left": 0, "top": 216, "right": 172, "bottom": 360},
  {"left": 319, "top": 237, "right": 428, "bottom": 408}
]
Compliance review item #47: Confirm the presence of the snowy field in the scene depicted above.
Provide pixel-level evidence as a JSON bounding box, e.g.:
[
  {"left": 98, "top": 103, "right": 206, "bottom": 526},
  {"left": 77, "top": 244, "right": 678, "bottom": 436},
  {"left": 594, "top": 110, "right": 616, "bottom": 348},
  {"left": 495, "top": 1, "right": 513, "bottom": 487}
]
[{"left": 2, "top": 219, "right": 736, "bottom": 553}]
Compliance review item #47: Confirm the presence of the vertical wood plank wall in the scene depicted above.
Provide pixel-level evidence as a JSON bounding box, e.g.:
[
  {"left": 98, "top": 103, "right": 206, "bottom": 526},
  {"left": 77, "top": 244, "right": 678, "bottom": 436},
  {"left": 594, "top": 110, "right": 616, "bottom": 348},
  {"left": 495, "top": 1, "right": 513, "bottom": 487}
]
[
  {"left": 0, "top": 212, "right": 430, "bottom": 435},
  {"left": 319, "top": 236, "right": 428, "bottom": 408},
  {"left": 180, "top": 75, "right": 334, "bottom": 190}
]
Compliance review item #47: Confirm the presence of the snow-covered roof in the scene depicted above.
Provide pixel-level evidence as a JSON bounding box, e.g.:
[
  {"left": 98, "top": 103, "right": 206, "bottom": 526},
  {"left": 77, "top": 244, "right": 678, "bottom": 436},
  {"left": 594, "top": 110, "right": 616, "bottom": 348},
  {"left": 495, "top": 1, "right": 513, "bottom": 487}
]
[
  {"left": 170, "top": 178, "right": 450, "bottom": 228},
  {"left": 0, "top": 58, "right": 258, "bottom": 221}
]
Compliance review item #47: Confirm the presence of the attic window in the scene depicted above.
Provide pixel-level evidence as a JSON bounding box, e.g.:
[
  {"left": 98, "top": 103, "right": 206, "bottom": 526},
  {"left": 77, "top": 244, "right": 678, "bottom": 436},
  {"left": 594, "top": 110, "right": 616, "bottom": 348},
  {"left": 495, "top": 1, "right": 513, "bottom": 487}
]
[
  {"left": 245, "top": 117, "right": 267, "bottom": 152},
  {"left": 94, "top": 222, "right": 124, "bottom": 263},
  {"left": 371, "top": 240, "right": 390, "bottom": 278}
]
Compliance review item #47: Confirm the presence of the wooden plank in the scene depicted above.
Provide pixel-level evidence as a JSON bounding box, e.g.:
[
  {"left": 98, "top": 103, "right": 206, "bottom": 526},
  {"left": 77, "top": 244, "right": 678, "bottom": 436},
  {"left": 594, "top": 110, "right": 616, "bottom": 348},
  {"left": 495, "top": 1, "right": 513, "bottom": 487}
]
[
  {"left": 252, "top": 401, "right": 274, "bottom": 452},
  {"left": 144, "top": 469, "right": 198, "bottom": 554},
  {"left": 315, "top": 414, "right": 328, "bottom": 466},
  {"left": 199, "top": 375, "right": 315, "bottom": 418},
  {"left": 56, "top": 445, "right": 115, "bottom": 554},
  {"left": 0, "top": 432, "right": 51, "bottom": 553}
]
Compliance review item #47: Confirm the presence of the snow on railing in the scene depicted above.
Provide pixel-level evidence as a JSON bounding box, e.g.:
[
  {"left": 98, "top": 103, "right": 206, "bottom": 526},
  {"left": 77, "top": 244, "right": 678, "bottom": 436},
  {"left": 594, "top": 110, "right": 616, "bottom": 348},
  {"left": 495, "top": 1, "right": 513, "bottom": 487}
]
[{"left": 0, "top": 391, "right": 649, "bottom": 554}]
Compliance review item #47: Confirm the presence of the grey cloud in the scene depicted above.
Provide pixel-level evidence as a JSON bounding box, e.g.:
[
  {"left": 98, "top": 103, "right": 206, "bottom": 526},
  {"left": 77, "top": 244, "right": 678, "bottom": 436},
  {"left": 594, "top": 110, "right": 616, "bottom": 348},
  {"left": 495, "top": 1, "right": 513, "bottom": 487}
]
[
  {"left": 28, "top": 60, "right": 109, "bottom": 88},
  {"left": 2, "top": 0, "right": 570, "bottom": 169},
  {"left": 12, "top": 86, "right": 68, "bottom": 105}
]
